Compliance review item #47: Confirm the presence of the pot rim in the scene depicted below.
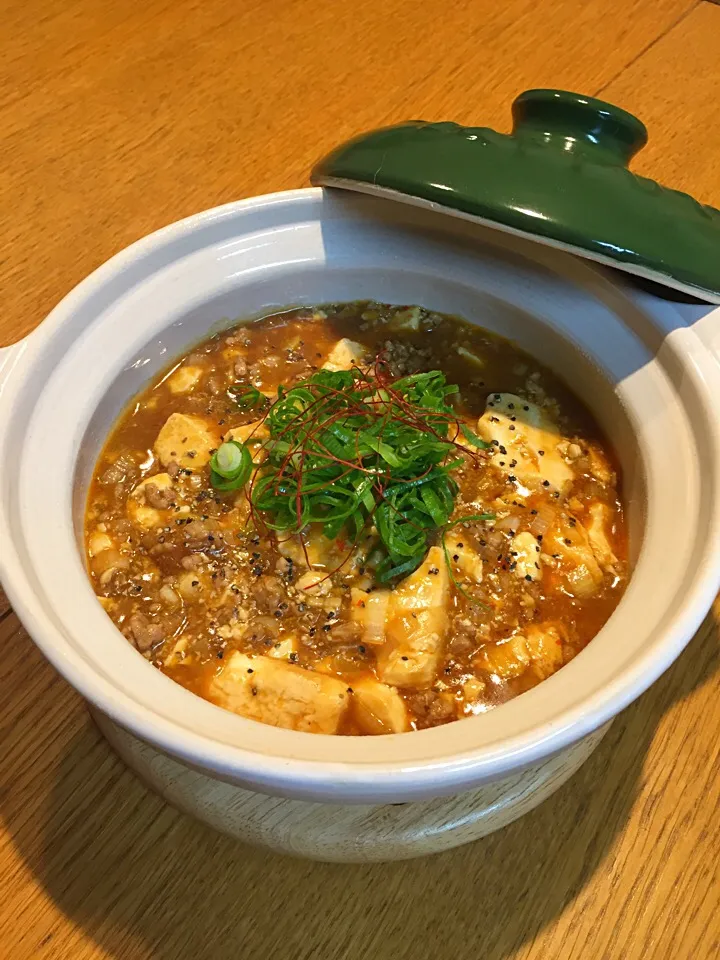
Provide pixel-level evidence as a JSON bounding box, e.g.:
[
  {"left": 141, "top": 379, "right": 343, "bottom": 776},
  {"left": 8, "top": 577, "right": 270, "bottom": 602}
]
[{"left": 2, "top": 188, "right": 720, "bottom": 803}]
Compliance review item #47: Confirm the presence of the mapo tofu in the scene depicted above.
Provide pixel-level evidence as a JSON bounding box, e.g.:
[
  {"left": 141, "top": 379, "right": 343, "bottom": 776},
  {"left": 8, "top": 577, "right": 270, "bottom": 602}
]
[{"left": 85, "top": 302, "right": 627, "bottom": 735}]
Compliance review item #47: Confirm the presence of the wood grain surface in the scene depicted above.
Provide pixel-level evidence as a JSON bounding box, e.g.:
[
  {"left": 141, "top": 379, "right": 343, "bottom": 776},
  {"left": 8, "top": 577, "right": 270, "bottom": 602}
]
[{"left": 1, "top": 1, "right": 719, "bottom": 957}]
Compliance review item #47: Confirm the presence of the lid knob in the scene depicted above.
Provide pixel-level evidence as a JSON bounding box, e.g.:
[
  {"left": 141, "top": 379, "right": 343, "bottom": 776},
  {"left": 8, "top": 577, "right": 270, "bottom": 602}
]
[{"left": 511, "top": 89, "right": 648, "bottom": 165}]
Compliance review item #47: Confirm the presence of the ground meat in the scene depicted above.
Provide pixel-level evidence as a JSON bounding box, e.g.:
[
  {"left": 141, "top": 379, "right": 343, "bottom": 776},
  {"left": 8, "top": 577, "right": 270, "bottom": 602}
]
[
  {"left": 245, "top": 615, "right": 280, "bottom": 645},
  {"left": 382, "top": 340, "right": 432, "bottom": 377},
  {"left": 183, "top": 519, "right": 224, "bottom": 552},
  {"left": 408, "top": 689, "right": 456, "bottom": 727},
  {"left": 234, "top": 355, "right": 248, "bottom": 378},
  {"left": 99, "top": 454, "right": 138, "bottom": 486},
  {"left": 254, "top": 575, "right": 285, "bottom": 613},
  {"left": 144, "top": 481, "right": 175, "bottom": 509},
  {"left": 225, "top": 331, "right": 251, "bottom": 347},
  {"left": 167, "top": 460, "right": 181, "bottom": 480},
  {"left": 448, "top": 619, "right": 478, "bottom": 656},
  {"left": 180, "top": 555, "right": 205, "bottom": 570},
  {"left": 128, "top": 613, "right": 165, "bottom": 652},
  {"left": 140, "top": 529, "right": 164, "bottom": 550}
]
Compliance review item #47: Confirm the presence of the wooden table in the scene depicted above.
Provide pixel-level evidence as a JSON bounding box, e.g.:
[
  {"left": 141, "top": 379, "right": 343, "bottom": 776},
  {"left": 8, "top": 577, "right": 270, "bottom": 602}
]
[{"left": 2, "top": 1, "right": 720, "bottom": 956}]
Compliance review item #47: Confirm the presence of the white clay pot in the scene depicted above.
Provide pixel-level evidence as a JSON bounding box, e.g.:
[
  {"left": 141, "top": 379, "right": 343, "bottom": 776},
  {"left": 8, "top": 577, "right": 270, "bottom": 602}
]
[{"left": 1, "top": 190, "right": 720, "bottom": 858}]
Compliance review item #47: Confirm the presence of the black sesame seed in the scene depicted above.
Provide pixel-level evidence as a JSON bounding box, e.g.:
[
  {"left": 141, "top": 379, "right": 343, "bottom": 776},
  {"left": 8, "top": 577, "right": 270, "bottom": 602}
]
[
  {"left": 247, "top": 668, "right": 254, "bottom": 674},
  {"left": 358, "top": 645, "right": 366, "bottom": 654},
  {"left": 542, "top": 480, "right": 550, "bottom": 487},
  {"left": 401, "top": 656, "right": 409, "bottom": 661},
  {"left": 525, "top": 574, "right": 533, "bottom": 582}
]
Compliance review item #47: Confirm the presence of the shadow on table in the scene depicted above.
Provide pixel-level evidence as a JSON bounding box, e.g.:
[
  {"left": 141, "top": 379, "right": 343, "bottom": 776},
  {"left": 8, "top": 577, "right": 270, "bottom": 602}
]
[{"left": 2, "top": 609, "right": 718, "bottom": 960}]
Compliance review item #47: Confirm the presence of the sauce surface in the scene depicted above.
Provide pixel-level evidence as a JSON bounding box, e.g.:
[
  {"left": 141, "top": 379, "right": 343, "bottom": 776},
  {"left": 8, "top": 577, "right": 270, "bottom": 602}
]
[{"left": 85, "top": 302, "right": 627, "bottom": 735}]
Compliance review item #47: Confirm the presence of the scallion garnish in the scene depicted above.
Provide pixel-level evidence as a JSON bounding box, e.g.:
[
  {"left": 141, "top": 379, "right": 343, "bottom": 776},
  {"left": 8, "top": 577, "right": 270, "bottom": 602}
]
[
  {"left": 209, "top": 440, "right": 253, "bottom": 492},
  {"left": 459, "top": 424, "right": 490, "bottom": 449},
  {"left": 227, "top": 383, "right": 268, "bottom": 412},
  {"left": 210, "top": 362, "right": 494, "bottom": 580}
]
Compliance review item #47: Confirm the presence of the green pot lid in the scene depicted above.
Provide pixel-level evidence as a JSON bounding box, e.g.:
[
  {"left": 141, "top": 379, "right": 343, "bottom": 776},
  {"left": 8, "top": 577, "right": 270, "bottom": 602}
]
[{"left": 312, "top": 89, "right": 720, "bottom": 304}]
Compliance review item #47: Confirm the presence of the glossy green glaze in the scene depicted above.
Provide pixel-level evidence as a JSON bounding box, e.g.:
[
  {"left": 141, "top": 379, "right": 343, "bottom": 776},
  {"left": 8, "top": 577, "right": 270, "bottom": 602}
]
[{"left": 312, "top": 90, "right": 720, "bottom": 302}]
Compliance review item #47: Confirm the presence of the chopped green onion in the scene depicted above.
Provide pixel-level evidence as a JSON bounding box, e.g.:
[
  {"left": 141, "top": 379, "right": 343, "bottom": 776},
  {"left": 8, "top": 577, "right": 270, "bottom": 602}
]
[
  {"left": 227, "top": 383, "right": 267, "bottom": 412},
  {"left": 460, "top": 424, "right": 490, "bottom": 449},
  {"left": 209, "top": 441, "right": 253, "bottom": 492},
  {"left": 209, "top": 363, "right": 494, "bottom": 582},
  {"left": 215, "top": 442, "right": 243, "bottom": 477}
]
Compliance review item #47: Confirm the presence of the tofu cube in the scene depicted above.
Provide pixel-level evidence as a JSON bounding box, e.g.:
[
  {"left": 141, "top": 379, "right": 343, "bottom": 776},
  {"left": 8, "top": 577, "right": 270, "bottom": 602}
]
[
  {"left": 351, "top": 587, "right": 390, "bottom": 645},
  {"left": 322, "top": 339, "right": 368, "bottom": 372},
  {"left": 377, "top": 546, "right": 449, "bottom": 688},
  {"left": 509, "top": 531, "right": 542, "bottom": 581},
  {"left": 477, "top": 393, "right": 574, "bottom": 492},
  {"left": 154, "top": 413, "right": 220, "bottom": 470},
  {"left": 352, "top": 679, "right": 409, "bottom": 734},
  {"left": 209, "top": 652, "right": 350, "bottom": 734},
  {"left": 167, "top": 365, "right": 203, "bottom": 394}
]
